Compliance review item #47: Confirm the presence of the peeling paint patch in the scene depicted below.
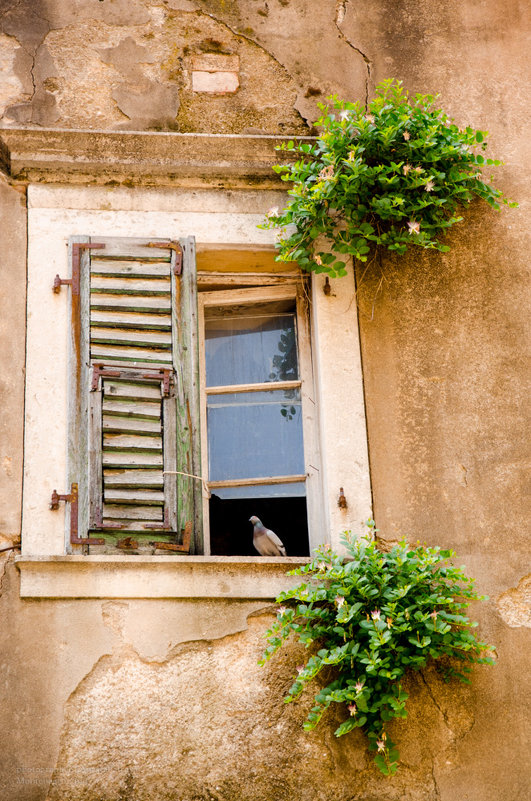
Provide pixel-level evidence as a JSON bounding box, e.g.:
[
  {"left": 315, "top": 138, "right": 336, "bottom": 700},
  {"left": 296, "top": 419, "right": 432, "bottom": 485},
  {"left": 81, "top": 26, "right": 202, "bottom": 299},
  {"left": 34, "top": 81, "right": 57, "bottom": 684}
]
[
  {"left": 0, "top": 34, "right": 28, "bottom": 116},
  {"left": 497, "top": 575, "right": 531, "bottom": 627}
]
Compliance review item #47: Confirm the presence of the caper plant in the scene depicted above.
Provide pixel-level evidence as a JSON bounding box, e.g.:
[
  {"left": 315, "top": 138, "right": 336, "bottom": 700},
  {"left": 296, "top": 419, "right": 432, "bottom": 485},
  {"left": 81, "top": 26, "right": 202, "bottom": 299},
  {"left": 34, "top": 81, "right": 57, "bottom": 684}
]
[
  {"left": 261, "top": 79, "right": 515, "bottom": 277},
  {"left": 260, "top": 528, "right": 495, "bottom": 775}
]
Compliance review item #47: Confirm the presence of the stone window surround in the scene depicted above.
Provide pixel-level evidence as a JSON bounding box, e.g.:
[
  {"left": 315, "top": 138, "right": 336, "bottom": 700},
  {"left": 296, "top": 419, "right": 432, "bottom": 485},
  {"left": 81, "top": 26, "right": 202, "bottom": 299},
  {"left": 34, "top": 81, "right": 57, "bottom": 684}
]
[{"left": 6, "top": 130, "right": 372, "bottom": 599}]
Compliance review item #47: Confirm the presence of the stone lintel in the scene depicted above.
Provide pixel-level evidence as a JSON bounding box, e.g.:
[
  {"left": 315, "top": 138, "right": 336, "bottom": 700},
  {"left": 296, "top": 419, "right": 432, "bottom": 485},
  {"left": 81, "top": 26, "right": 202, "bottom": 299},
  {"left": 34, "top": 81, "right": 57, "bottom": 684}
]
[
  {"left": 0, "top": 129, "right": 314, "bottom": 189},
  {"left": 16, "top": 555, "right": 309, "bottom": 599}
]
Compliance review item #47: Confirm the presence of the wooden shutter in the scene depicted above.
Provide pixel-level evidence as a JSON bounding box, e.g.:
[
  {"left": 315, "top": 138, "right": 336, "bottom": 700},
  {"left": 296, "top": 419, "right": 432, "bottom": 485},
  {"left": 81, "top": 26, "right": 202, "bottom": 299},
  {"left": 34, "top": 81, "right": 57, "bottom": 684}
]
[{"left": 68, "top": 236, "right": 202, "bottom": 554}]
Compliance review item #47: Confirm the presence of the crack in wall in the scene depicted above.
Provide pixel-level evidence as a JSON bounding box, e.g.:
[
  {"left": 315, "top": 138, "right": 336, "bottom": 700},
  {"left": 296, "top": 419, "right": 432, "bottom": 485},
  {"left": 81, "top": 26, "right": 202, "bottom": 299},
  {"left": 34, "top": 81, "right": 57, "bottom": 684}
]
[
  {"left": 0, "top": 553, "right": 13, "bottom": 597},
  {"left": 419, "top": 670, "right": 452, "bottom": 732},
  {"left": 430, "top": 760, "right": 442, "bottom": 801},
  {"left": 334, "top": 0, "right": 371, "bottom": 109}
]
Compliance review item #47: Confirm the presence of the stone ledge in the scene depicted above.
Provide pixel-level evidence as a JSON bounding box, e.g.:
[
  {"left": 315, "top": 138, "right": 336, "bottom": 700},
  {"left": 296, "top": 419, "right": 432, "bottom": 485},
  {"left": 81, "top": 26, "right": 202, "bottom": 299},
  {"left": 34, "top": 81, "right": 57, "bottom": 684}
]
[
  {"left": 16, "top": 555, "right": 309, "bottom": 599},
  {"left": 0, "top": 128, "right": 315, "bottom": 189}
]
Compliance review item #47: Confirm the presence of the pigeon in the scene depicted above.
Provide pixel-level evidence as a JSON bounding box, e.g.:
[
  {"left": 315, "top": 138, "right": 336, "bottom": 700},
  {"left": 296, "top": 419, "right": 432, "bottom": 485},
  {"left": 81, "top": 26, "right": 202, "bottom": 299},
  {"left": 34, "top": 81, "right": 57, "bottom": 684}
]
[{"left": 249, "top": 515, "right": 287, "bottom": 556}]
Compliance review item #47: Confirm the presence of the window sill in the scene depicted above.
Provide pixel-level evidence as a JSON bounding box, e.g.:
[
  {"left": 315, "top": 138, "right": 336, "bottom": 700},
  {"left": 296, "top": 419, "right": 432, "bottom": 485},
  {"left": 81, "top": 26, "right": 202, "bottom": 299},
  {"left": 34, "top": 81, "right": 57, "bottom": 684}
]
[{"left": 15, "top": 555, "right": 310, "bottom": 599}]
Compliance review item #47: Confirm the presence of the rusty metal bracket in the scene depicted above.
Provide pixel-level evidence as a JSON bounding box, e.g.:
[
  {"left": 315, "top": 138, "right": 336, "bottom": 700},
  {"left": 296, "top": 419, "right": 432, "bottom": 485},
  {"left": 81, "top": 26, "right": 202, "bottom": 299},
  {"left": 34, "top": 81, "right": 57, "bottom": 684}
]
[
  {"left": 50, "top": 483, "right": 105, "bottom": 546},
  {"left": 150, "top": 521, "right": 192, "bottom": 553},
  {"left": 92, "top": 365, "right": 172, "bottom": 396},
  {"left": 91, "top": 364, "right": 122, "bottom": 391},
  {"left": 146, "top": 241, "right": 183, "bottom": 275},
  {"left": 53, "top": 242, "right": 105, "bottom": 295},
  {"left": 142, "top": 368, "right": 172, "bottom": 397}
]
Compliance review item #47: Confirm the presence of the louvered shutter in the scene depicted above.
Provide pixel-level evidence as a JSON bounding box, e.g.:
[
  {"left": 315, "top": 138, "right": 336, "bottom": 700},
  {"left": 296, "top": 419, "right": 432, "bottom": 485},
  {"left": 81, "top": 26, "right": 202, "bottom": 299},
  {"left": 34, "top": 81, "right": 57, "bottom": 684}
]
[{"left": 67, "top": 236, "right": 202, "bottom": 554}]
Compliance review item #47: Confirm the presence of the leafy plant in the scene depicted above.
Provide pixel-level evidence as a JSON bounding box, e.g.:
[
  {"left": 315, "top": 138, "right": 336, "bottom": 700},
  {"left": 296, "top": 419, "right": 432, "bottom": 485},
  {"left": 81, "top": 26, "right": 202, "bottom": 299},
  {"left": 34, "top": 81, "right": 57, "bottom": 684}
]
[
  {"left": 260, "top": 526, "right": 495, "bottom": 775},
  {"left": 261, "top": 79, "right": 516, "bottom": 277}
]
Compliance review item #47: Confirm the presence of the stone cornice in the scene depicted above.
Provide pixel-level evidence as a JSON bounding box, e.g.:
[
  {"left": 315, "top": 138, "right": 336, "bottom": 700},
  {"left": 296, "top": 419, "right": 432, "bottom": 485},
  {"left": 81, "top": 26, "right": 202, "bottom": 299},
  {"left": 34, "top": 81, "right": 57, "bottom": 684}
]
[{"left": 0, "top": 128, "right": 314, "bottom": 189}]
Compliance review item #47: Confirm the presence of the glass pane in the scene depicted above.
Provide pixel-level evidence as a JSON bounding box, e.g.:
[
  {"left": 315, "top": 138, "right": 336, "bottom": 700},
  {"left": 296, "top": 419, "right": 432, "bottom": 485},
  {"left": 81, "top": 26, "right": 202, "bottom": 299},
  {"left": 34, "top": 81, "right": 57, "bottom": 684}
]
[
  {"left": 207, "top": 389, "right": 305, "bottom": 481},
  {"left": 212, "top": 482, "right": 306, "bottom": 500},
  {"left": 205, "top": 311, "right": 298, "bottom": 387}
]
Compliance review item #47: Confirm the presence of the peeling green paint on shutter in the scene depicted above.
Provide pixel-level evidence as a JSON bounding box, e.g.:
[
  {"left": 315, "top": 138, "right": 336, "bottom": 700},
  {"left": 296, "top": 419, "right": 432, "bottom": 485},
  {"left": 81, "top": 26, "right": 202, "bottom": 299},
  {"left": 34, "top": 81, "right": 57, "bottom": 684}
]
[{"left": 69, "top": 236, "right": 201, "bottom": 554}]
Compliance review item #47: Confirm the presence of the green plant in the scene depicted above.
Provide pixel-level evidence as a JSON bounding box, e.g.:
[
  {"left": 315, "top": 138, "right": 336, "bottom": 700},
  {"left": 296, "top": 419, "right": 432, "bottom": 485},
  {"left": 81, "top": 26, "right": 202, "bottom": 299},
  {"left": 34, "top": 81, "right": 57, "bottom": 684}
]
[
  {"left": 261, "top": 79, "right": 516, "bottom": 277},
  {"left": 260, "top": 526, "right": 495, "bottom": 775}
]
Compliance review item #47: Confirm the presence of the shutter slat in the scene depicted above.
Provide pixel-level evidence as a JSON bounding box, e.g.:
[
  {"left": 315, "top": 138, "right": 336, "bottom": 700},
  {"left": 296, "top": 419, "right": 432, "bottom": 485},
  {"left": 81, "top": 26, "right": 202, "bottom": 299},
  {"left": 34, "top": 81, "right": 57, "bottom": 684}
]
[
  {"left": 91, "top": 260, "right": 171, "bottom": 278},
  {"left": 104, "top": 381, "right": 162, "bottom": 401},
  {"left": 102, "top": 416, "right": 162, "bottom": 435},
  {"left": 103, "top": 433, "right": 163, "bottom": 452},
  {"left": 91, "top": 276, "right": 171, "bottom": 294},
  {"left": 91, "top": 344, "right": 173, "bottom": 365},
  {"left": 103, "top": 452, "right": 163, "bottom": 468},
  {"left": 89, "top": 239, "right": 172, "bottom": 259},
  {"left": 91, "top": 294, "right": 171, "bottom": 312},
  {"left": 91, "top": 310, "right": 172, "bottom": 330},
  {"left": 101, "top": 399, "right": 162, "bottom": 419},
  {"left": 102, "top": 504, "right": 162, "bottom": 520},
  {"left": 104, "top": 488, "right": 165, "bottom": 505},
  {"left": 103, "top": 469, "right": 164, "bottom": 489},
  {"left": 91, "top": 327, "right": 172, "bottom": 348}
]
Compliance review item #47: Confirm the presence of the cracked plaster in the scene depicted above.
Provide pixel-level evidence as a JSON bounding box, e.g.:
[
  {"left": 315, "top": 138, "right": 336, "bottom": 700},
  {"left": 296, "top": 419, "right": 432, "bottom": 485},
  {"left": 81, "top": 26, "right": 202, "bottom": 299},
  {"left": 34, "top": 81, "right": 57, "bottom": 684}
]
[
  {"left": 0, "top": 2, "right": 309, "bottom": 133},
  {"left": 497, "top": 575, "right": 531, "bottom": 628},
  {"left": 45, "top": 602, "right": 468, "bottom": 801}
]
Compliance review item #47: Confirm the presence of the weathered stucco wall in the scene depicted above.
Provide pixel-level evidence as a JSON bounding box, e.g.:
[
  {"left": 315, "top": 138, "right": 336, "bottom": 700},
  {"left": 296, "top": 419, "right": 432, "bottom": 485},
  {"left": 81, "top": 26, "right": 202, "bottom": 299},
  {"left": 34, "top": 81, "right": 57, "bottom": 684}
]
[
  {"left": 0, "top": 174, "right": 26, "bottom": 544},
  {"left": 0, "top": 0, "right": 529, "bottom": 800}
]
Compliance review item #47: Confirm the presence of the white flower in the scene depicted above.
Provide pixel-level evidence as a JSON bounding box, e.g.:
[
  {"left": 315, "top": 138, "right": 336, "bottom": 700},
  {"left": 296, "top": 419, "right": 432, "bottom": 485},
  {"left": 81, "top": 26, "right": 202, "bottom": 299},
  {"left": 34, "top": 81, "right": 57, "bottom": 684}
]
[
  {"left": 355, "top": 681, "right": 364, "bottom": 693},
  {"left": 403, "top": 163, "right": 412, "bottom": 175},
  {"left": 376, "top": 739, "right": 386, "bottom": 752},
  {"left": 318, "top": 165, "right": 335, "bottom": 180},
  {"left": 335, "top": 595, "right": 345, "bottom": 607},
  {"left": 277, "top": 606, "right": 287, "bottom": 616},
  {"left": 339, "top": 110, "right": 350, "bottom": 121},
  {"left": 348, "top": 703, "right": 357, "bottom": 716},
  {"left": 425, "top": 178, "right": 435, "bottom": 192},
  {"left": 314, "top": 254, "right": 323, "bottom": 266},
  {"left": 403, "top": 130, "right": 411, "bottom": 141},
  {"left": 407, "top": 220, "right": 420, "bottom": 235},
  {"left": 371, "top": 609, "right": 381, "bottom": 621},
  {"left": 267, "top": 206, "right": 280, "bottom": 217},
  {"left": 365, "top": 114, "right": 375, "bottom": 123}
]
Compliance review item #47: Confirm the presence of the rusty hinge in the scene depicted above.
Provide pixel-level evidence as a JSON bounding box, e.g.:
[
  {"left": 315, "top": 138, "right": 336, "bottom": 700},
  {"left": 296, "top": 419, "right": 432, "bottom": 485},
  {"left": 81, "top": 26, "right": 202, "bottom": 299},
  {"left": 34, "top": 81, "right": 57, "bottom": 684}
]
[
  {"left": 91, "top": 364, "right": 122, "bottom": 391},
  {"left": 92, "top": 506, "right": 122, "bottom": 530},
  {"left": 150, "top": 521, "right": 192, "bottom": 553},
  {"left": 143, "top": 368, "right": 172, "bottom": 397},
  {"left": 92, "top": 365, "right": 172, "bottom": 396},
  {"left": 146, "top": 241, "right": 183, "bottom": 275},
  {"left": 53, "top": 242, "right": 105, "bottom": 295},
  {"left": 116, "top": 537, "right": 139, "bottom": 551},
  {"left": 50, "top": 483, "right": 105, "bottom": 546}
]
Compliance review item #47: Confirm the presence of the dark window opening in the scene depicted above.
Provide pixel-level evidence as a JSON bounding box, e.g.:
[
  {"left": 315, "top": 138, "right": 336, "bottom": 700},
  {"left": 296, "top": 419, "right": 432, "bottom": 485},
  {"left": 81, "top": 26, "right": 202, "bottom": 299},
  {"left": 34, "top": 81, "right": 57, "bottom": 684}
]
[{"left": 209, "top": 494, "right": 309, "bottom": 557}]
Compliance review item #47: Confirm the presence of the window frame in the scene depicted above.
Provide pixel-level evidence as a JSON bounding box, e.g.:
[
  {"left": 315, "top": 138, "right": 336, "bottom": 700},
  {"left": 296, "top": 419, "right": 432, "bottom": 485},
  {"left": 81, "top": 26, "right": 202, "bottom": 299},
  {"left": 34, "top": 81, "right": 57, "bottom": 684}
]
[{"left": 198, "top": 282, "right": 323, "bottom": 555}]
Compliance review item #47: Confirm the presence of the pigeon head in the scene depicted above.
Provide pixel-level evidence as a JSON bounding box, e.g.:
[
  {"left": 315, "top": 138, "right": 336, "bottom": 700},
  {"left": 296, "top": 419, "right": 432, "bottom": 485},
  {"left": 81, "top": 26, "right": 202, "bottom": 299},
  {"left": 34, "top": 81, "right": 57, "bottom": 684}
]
[{"left": 249, "top": 515, "right": 261, "bottom": 526}]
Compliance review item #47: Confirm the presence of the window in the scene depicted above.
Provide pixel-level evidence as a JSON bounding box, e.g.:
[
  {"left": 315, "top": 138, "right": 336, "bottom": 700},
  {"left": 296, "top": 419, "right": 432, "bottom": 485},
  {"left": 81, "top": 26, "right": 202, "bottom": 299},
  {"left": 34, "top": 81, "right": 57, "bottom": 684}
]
[
  {"left": 199, "top": 285, "right": 320, "bottom": 557},
  {"left": 64, "top": 236, "right": 318, "bottom": 556},
  {"left": 18, "top": 182, "right": 372, "bottom": 597}
]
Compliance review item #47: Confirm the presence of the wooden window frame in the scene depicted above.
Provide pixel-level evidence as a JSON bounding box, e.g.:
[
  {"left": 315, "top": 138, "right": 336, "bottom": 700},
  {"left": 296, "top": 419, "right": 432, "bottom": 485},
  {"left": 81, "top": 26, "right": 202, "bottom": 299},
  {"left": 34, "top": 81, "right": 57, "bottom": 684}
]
[{"left": 198, "top": 282, "right": 323, "bottom": 555}]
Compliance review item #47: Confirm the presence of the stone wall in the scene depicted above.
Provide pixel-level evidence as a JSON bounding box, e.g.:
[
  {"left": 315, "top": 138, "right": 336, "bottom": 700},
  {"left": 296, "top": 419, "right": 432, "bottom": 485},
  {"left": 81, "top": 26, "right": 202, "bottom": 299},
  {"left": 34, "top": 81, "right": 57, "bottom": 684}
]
[{"left": 0, "top": 1, "right": 529, "bottom": 800}]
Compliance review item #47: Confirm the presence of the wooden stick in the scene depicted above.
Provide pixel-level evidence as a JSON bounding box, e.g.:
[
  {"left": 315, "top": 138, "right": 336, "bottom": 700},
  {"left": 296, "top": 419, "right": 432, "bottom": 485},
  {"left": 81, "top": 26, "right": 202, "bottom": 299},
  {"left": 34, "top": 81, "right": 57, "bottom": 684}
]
[
  {"left": 206, "top": 380, "right": 301, "bottom": 395},
  {"left": 208, "top": 474, "right": 306, "bottom": 489}
]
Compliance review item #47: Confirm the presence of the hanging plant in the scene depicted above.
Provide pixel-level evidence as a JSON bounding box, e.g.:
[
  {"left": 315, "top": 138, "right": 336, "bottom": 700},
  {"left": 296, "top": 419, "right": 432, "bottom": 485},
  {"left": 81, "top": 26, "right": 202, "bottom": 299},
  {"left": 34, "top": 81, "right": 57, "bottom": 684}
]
[
  {"left": 260, "top": 528, "right": 495, "bottom": 775},
  {"left": 260, "top": 79, "right": 516, "bottom": 277}
]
